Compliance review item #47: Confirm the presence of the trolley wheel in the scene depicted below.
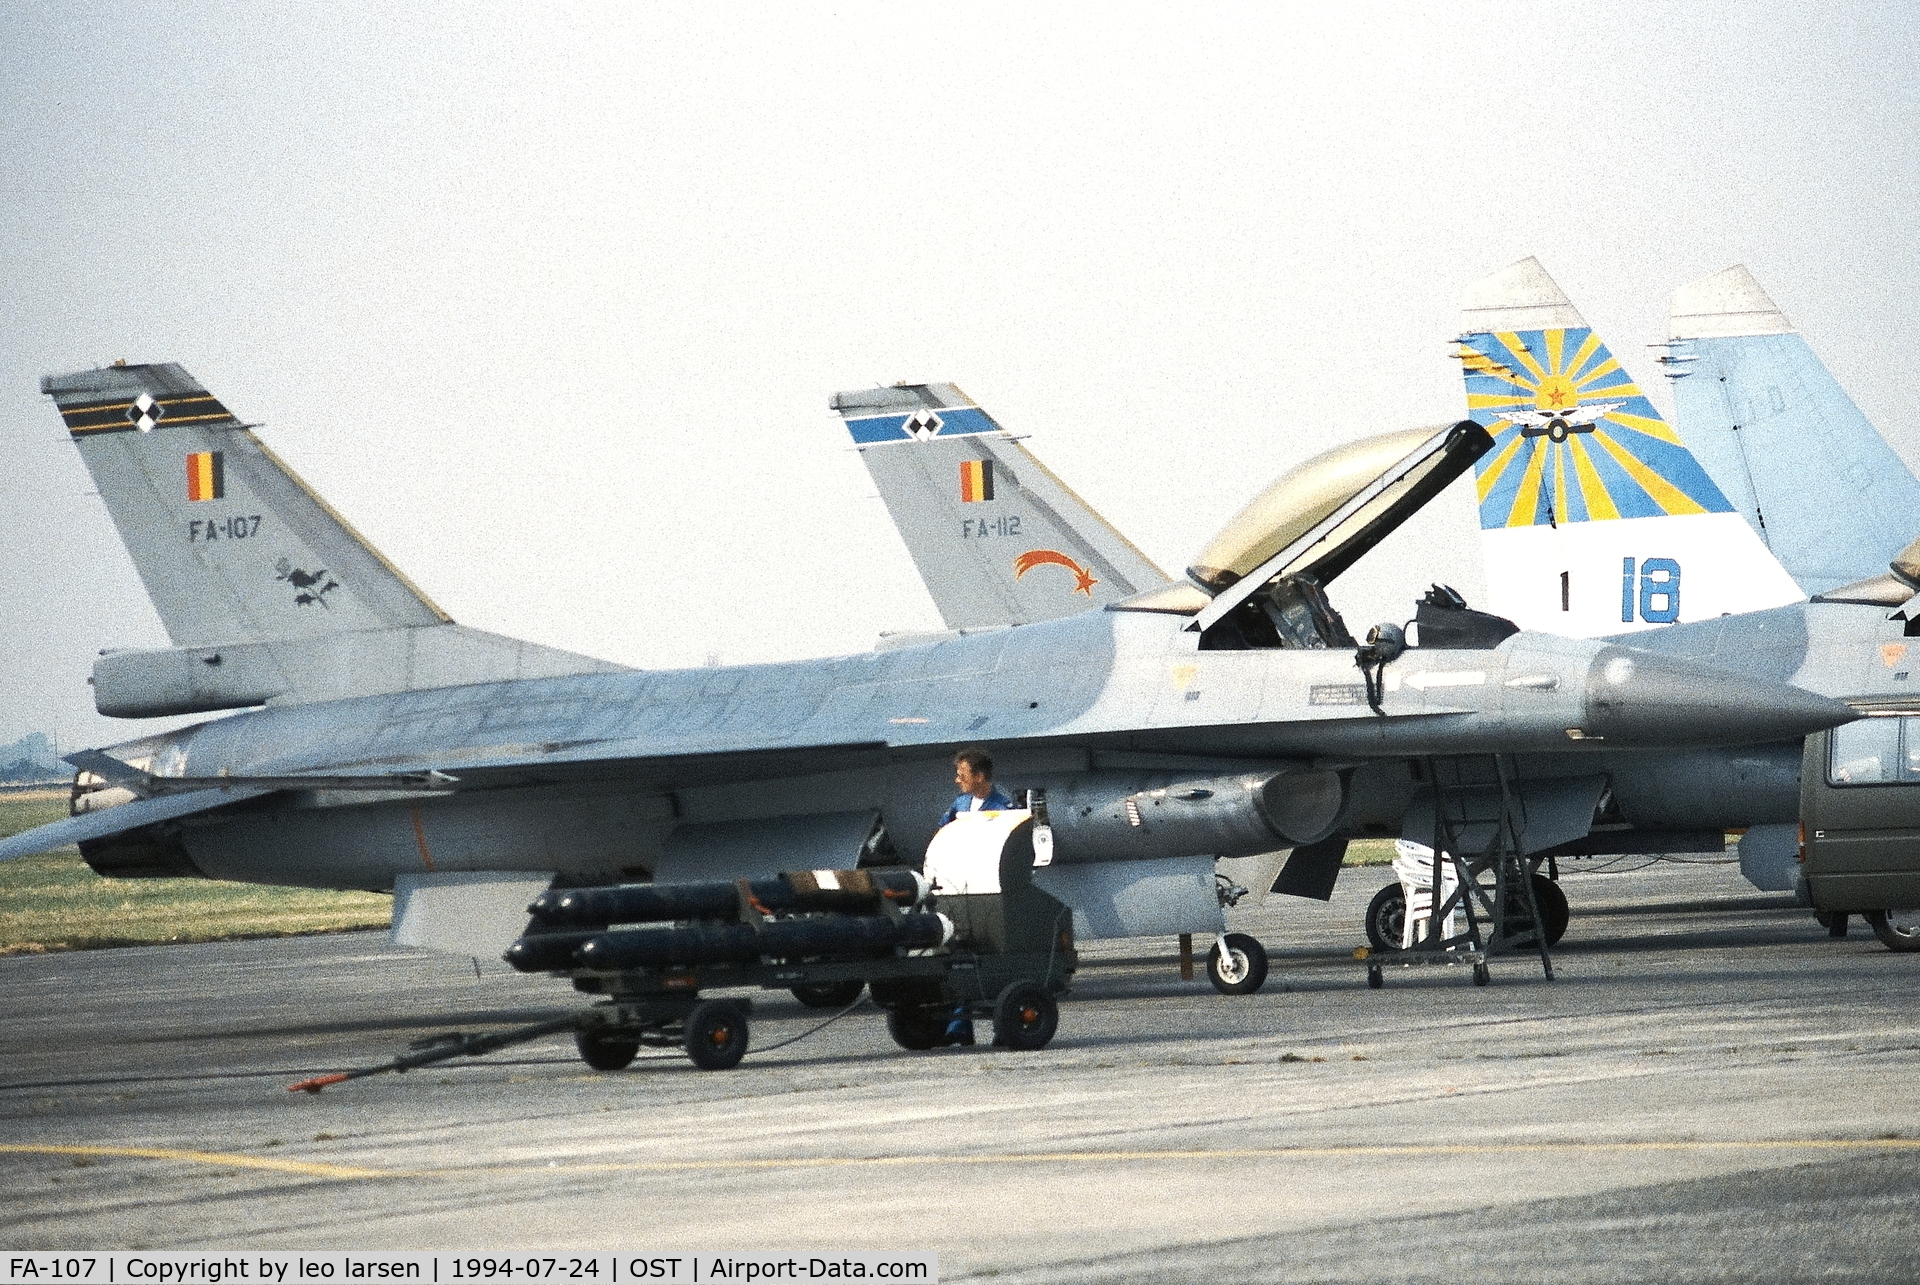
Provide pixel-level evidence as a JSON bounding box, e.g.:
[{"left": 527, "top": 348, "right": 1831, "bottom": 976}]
[
  {"left": 1366, "top": 965, "right": 1384, "bottom": 990},
  {"left": 684, "top": 1000, "right": 749, "bottom": 1070},
  {"left": 574, "top": 1030, "right": 640, "bottom": 1072},
  {"left": 1207, "top": 932, "right": 1270, "bottom": 995},
  {"left": 791, "top": 980, "right": 866, "bottom": 1009},
  {"left": 1532, "top": 873, "right": 1571, "bottom": 946},
  {"left": 1472, "top": 963, "right": 1490, "bottom": 986},
  {"left": 1365, "top": 884, "right": 1406, "bottom": 952},
  {"left": 1866, "top": 908, "right": 1920, "bottom": 953},
  {"left": 991, "top": 981, "right": 1059, "bottom": 1051},
  {"left": 885, "top": 1007, "right": 943, "bottom": 1051}
]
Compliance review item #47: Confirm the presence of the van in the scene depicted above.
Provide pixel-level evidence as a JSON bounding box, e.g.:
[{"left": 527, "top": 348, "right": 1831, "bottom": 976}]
[{"left": 1801, "top": 704, "right": 1920, "bottom": 951}]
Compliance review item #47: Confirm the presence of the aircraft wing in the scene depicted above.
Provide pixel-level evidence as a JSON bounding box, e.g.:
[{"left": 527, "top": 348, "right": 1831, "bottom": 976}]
[{"left": 0, "top": 786, "right": 273, "bottom": 862}]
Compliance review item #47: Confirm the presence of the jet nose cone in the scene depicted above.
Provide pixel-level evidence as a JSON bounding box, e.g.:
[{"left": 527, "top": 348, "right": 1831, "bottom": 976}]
[{"left": 1579, "top": 645, "right": 1855, "bottom": 747}]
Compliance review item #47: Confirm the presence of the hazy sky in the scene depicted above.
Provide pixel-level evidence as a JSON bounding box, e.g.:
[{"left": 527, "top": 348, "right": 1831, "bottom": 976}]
[{"left": 3, "top": 2, "right": 1917, "bottom": 749}]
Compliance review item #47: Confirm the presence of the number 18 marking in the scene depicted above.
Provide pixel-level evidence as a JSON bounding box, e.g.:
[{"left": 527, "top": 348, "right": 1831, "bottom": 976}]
[{"left": 1621, "top": 556, "right": 1680, "bottom": 623}]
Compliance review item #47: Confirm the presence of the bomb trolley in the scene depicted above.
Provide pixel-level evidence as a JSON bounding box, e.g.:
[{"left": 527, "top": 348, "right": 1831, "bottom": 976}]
[{"left": 288, "top": 810, "right": 1074, "bottom": 1090}]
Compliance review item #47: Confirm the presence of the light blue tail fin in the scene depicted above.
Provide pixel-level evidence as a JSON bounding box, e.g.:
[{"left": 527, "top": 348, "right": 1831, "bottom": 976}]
[
  {"left": 831, "top": 383, "right": 1169, "bottom": 630},
  {"left": 1455, "top": 258, "right": 1802, "bottom": 635},
  {"left": 1663, "top": 265, "right": 1920, "bottom": 596}
]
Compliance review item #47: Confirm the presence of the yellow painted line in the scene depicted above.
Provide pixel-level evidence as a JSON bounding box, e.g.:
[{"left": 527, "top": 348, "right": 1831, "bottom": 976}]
[
  {"left": 471, "top": 1138, "right": 1920, "bottom": 1174},
  {"left": 8, "top": 1138, "right": 1919, "bottom": 1182},
  {"left": 0, "top": 1143, "right": 388, "bottom": 1180}
]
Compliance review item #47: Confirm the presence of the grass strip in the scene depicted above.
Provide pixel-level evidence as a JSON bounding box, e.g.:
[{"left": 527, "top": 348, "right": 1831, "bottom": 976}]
[{"left": 0, "top": 791, "right": 389, "bottom": 955}]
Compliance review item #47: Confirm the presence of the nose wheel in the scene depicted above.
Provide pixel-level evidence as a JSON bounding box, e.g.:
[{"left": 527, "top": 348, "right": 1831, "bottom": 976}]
[{"left": 1207, "top": 932, "right": 1270, "bottom": 994}]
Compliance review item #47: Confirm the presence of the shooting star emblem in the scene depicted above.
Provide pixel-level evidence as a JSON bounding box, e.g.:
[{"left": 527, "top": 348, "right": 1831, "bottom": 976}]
[{"left": 1013, "top": 549, "right": 1098, "bottom": 596}]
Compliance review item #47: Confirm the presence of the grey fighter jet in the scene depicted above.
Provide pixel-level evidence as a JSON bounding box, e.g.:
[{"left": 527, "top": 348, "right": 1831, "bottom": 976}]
[
  {"left": 837, "top": 295, "right": 1917, "bottom": 952},
  {"left": 0, "top": 363, "right": 1851, "bottom": 969},
  {"left": 1454, "top": 259, "right": 1920, "bottom": 931}
]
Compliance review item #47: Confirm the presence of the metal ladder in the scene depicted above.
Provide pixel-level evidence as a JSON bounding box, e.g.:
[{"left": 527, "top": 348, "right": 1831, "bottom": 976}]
[{"left": 1368, "top": 754, "right": 1552, "bottom": 986}]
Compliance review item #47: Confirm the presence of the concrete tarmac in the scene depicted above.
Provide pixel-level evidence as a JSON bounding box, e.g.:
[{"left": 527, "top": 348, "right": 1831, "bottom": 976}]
[{"left": 4, "top": 859, "right": 1920, "bottom": 1282}]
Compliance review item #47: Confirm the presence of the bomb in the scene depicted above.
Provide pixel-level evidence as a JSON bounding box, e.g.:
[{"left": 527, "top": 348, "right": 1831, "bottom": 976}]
[
  {"left": 567, "top": 911, "right": 954, "bottom": 971},
  {"left": 528, "top": 867, "right": 928, "bottom": 927}
]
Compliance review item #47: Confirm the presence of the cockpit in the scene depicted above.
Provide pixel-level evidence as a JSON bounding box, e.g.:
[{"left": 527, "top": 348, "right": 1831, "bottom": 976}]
[{"left": 1108, "top": 420, "right": 1519, "bottom": 651}]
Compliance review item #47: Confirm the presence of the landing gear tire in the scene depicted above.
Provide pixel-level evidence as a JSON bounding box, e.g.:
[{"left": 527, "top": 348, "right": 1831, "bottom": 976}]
[
  {"left": 574, "top": 1030, "right": 640, "bottom": 1071},
  {"left": 1532, "top": 873, "right": 1571, "bottom": 946},
  {"left": 1365, "top": 884, "right": 1406, "bottom": 952},
  {"left": 684, "top": 1000, "right": 749, "bottom": 1070},
  {"left": 791, "top": 980, "right": 866, "bottom": 1009},
  {"left": 991, "top": 982, "right": 1059, "bottom": 1051},
  {"left": 885, "top": 1007, "right": 944, "bottom": 1051},
  {"left": 1866, "top": 908, "right": 1920, "bottom": 953},
  {"left": 1472, "top": 963, "right": 1490, "bottom": 986},
  {"left": 1207, "top": 932, "right": 1270, "bottom": 995}
]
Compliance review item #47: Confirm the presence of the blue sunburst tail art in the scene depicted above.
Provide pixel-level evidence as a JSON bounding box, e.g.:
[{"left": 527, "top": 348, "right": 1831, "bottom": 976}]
[{"left": 1456, "top": 257, "right": 1803, "bottom": 636}]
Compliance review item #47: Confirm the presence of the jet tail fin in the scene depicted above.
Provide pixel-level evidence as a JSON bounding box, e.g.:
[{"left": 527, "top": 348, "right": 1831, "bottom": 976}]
[
  {"left": 832, "top": 384, "right": 1169, "bottom": 629},
  {"left": 42, "top": 362, "right": 449, "bottom": 648},
  {"left": 1664, "top": 265, "right": 1920, "bottom": 596},
  {"left": 45, "top": 362, "right": 626, "bottom": 712},
  {"left": 1456, "top": 258, "right": 1802, "bottom": 635}
]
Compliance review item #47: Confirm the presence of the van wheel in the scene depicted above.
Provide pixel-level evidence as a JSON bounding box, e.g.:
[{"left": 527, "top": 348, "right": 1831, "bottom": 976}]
[
  {"left": 1207, "top": 933, "right": 1269, "bottom": 995},
  {"left": 1365, "top": 884, "right": 1406, "bottom": 952},
  {"left": 1866, "top": 909, "right": 1920, "bottom": 952}
]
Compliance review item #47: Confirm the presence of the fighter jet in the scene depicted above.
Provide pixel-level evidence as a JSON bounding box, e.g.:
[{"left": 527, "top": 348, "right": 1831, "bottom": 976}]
[
  {"left": 837, "top": 372, "right": 1881, "bottom": 947},
  {"left": 1652, "top": 267, "right": 1920, "bottom": 948},
  {"left": 1454, "top": 259, "right": 1920, "bottom": 937},
  {"left": 1661, "top": 263, "right": 1920, "bottom": 597},
  {"left": 839, "top": 271, "right": 1920, "bottom": 953},
  {"left": 0, "top": 363, "right": 1850, "bottom": 977}
]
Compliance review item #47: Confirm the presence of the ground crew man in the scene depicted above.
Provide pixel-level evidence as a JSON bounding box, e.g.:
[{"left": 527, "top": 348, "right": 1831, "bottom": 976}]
[
  {"left": 941, "top": 747, "right": 1014, "bottom": 825},
  {"left": 936, "top": 747, "right": 1013, "bottom": 1045}
]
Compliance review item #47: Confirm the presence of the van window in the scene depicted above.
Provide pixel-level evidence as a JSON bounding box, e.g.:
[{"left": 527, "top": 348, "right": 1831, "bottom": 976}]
[
  {"left": 1828, "top": 716, "right": 1920, "bottom": 785},
  {"left": 1829, "top": 717, "right": 1903, "bottom": 785}
]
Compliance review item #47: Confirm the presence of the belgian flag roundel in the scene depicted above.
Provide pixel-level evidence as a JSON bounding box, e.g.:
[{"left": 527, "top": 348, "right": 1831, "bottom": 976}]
[
  {"left": 959, "top": 459, "right": 994, "bottom": 503},
  {"left": 186, "top": 451, "right": 225, "bottom": 502}
]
